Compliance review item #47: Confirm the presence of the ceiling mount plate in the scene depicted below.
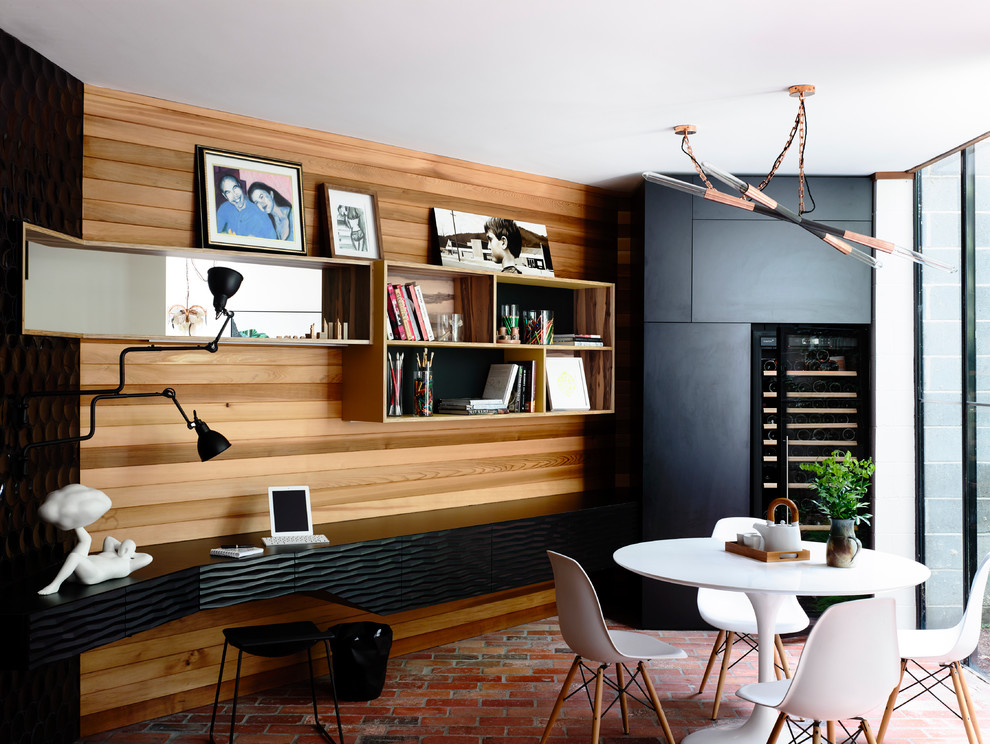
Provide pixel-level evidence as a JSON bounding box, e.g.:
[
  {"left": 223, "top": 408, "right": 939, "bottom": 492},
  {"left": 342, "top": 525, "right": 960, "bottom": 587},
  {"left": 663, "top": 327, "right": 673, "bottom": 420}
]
[
  {"left": 788, "top": 84, "right": 815, "bottom": 98},
  {"left": 674, "top": 124, "right": 697, "bottom": 136}
]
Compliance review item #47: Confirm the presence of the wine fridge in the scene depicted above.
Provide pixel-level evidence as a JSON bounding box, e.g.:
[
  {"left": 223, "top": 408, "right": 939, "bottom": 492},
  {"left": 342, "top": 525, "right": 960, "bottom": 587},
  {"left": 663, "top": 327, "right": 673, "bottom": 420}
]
[{"left": 752, "top": 324, "right": 872, "bottom": 540}]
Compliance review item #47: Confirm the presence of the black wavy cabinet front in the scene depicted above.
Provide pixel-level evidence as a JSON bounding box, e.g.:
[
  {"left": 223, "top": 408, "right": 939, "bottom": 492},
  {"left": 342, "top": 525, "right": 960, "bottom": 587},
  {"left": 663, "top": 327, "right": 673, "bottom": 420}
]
[{"left": 1, "top": 502, "right": 637, "bottom": 671}]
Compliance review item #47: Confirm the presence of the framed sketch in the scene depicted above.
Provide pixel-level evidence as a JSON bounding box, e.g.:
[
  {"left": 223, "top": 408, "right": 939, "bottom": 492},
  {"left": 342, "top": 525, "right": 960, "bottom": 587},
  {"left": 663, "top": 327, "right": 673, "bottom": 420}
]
[
  {"left": 195, "top": 145, "right": 306, "bottom": 255},
  {"left": 321, "top": 183, "right": 383, "bottom": 260},
  {"left": 545, "top": 356, "right": 591, "bottom": 411},
  {"left": 431, "top": 208, "right": 554, "bottom": 277}
]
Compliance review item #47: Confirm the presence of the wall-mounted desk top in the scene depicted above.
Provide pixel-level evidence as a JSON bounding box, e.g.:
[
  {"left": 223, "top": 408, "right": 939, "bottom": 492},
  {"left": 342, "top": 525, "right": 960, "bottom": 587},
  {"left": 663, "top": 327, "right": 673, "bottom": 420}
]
[{"left": 1, "top": 496, "right": 637, "bottom": 671}]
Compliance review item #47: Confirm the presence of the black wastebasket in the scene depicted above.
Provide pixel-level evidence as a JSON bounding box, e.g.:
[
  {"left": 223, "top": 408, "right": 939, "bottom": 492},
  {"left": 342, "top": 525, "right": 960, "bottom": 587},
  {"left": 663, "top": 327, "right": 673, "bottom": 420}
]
[{"left": 328, "top": 621, "right": 393, "bottom": 701}]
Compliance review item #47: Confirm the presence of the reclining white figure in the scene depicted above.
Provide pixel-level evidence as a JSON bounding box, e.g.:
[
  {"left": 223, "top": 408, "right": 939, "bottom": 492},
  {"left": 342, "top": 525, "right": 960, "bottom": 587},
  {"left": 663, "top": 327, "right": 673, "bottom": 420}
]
[{"left": 37, "top": 483, "right": 153, "bottom": 596}]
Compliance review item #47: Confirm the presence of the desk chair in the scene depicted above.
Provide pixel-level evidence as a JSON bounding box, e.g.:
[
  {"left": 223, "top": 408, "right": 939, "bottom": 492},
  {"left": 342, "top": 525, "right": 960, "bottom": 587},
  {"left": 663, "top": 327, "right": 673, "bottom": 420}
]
[
  {"left": 878, "top": 551, "right": 990, "bottom": 744},
  {"left": 209, "top": 621, "right": 343, "bottom": 744},
  {"left": 541, "top": 551, "right": 686, "bottom": 744},
  {"left": 698, "top": 517, "right": 810, "bottom": 718},
  {"left": 737, "top": 597, "right": 900, "bottom": 744}
]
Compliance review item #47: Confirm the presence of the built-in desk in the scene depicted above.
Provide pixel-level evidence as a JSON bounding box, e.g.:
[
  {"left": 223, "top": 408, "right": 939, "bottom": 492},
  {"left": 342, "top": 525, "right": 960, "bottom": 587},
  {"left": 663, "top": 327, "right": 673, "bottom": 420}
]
[{"left": 1, "top": 498, "right": 637, "bottom": 670}]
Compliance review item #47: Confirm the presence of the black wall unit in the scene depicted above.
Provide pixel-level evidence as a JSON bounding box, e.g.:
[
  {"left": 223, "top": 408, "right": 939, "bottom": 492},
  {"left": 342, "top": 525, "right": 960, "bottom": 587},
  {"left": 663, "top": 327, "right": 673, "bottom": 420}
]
[
  {"left": 1, "top": 502, "right": 639, "bottom": 672},
  {"left": 640, "top": 175, "right": 874, "bottom": 630}
]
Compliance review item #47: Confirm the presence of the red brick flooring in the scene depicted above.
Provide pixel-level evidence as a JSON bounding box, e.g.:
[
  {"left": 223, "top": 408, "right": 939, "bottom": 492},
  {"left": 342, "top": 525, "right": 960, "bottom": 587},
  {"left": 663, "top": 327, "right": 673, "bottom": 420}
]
[{"left": 76, "top": 618, "right": 989, "bottom": 744}]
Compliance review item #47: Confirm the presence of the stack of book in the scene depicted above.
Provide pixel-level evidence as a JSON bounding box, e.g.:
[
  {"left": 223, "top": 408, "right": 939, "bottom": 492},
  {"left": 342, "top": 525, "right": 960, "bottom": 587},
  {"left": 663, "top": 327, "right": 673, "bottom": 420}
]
[
  {"left": 552, "top": 333, "right": 603, "bottom": 346},
  {"left": 438, "top": 361, "right": 537, "bottom": 414},
  {"left": 437, "top": 398, "right": 506, "bottom": 415},
  {"left": 385, "top": 282, "right": 435, "bottom": 342}
]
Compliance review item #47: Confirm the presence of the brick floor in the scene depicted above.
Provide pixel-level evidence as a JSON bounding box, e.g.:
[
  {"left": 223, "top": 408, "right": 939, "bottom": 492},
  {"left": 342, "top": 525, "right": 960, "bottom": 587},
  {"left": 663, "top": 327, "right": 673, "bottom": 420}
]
[{"left": 76, "top": 618, "right": 989, "bottom": 743}]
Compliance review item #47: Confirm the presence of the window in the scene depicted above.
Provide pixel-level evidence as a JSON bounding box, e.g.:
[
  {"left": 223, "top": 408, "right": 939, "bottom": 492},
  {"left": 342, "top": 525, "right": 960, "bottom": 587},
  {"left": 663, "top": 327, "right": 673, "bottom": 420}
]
[{"left": 917, "top": 139, "right": 990, "bottom": 677}]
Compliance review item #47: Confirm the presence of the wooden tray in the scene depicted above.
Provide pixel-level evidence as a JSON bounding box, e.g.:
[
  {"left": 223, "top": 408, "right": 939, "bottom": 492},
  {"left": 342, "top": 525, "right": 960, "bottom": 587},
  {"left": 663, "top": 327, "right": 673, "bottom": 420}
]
[{"left": 725, "top": 541, "right": 810, "bottom": 563}]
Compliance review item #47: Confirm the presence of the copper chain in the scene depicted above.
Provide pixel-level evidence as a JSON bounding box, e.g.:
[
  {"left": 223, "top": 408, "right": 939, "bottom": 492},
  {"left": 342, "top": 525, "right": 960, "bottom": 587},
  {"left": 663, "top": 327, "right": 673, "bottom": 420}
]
[
  {"left": 757, "top": 94, "right": 808, "bottom": 213},
  {"left": 681, "top": 134, "right": 716, "bottom": 190}
]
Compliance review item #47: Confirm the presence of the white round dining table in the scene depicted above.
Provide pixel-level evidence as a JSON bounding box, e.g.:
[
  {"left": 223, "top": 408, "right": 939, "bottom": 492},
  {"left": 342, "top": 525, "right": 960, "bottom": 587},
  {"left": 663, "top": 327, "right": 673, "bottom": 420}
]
[{"left": 613, "top": 537, "right": 930, "bottom": 744}]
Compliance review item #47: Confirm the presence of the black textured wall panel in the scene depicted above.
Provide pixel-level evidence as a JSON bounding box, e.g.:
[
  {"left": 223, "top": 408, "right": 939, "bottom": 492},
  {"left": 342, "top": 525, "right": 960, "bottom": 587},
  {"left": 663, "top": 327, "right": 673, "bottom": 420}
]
[
  {"left": 125, "top": 570, "right": 199, "bottom": 635},
  {"left": 491, "top": 503, "right": 639, "bottom": 592},
  {"left": 295, "top": 538, "right": 404, "bottom": 614},
  {"left": 199, "top": 553, "right": 297, "bottom": 609},
  {"left": 28, "top": 592, "right": 125, "bottom": 670},
  {"left": 0, "top": 26, "right": 84, "bottom": 744},
  {"left": 402, "top": 525, "right": 492, "bottom": 609}
]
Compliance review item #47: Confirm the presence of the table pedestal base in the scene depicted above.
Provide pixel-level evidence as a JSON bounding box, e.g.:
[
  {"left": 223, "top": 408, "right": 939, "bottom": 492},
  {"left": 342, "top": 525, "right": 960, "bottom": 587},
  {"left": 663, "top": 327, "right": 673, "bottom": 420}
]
[
  {"left": 682, "top": 703, "right": 776, "bottom": 744},
  {"left": 683, "top": 591, "right": 785, "bottom": 743}
]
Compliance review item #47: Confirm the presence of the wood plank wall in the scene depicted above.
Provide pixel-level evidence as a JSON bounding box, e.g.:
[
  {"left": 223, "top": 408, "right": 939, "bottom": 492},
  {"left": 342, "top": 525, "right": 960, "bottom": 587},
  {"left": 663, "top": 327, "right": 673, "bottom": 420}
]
[{"left": 76, "top": 86, "right": 631, "bottom": 734}]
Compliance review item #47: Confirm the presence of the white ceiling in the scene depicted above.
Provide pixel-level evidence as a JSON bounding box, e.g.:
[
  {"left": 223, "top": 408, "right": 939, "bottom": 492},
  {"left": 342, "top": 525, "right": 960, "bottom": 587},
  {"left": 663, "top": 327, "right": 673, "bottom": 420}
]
[{"left": 2, "top": 0, "right": 989, "bottom": 192}]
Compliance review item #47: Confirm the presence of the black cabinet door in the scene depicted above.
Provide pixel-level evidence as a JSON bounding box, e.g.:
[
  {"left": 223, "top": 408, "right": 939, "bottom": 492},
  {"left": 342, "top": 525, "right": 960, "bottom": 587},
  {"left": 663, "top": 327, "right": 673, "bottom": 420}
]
[{"left": 642, "top": 321, "right": 751, "bottom": 628}]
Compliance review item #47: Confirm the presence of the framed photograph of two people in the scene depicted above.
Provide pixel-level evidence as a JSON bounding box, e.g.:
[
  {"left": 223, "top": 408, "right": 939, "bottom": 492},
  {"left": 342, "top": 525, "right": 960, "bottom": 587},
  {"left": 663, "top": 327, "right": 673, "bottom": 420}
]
[{"left": 195, "top": 145, "right": 307, "bottom": 255}]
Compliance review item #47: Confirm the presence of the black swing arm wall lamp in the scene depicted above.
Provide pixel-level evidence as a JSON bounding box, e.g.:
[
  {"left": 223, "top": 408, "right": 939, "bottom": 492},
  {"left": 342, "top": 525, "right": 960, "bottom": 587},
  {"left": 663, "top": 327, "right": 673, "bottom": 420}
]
[{"left": 13, "top": 266, "right": 244, "bottom": 478}]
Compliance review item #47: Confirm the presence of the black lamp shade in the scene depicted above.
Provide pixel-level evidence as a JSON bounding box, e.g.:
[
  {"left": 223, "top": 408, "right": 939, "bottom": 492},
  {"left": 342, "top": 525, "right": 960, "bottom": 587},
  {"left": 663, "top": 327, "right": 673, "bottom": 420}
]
[
  {"left": 194, "top": 417, "right": 231, "bottom": 461},
  {"left": 207, "top": 267, "right": 244, "bottom": 317}
]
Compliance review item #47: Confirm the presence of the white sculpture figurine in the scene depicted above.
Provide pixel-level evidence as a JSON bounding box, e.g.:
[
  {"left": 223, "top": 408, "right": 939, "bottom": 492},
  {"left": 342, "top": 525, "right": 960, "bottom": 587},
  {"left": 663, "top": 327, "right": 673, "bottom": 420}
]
[{"left": 37, "top": 483, "right": 153, "bottom": 596}]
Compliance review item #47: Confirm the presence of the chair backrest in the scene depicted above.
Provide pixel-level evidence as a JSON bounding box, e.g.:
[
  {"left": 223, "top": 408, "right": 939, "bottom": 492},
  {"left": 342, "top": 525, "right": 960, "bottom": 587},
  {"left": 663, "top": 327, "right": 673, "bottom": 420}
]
[
  {"left": 778, "top": 597, "right": 899, "bottom": 722},
  {"left": 547, "top": 551, "right": 621, "bottom": 662},
  {"left": 945, "top": 550, "right": 990, "bottom": 661},
  {"left": 711, "top": 516, "right": 762, "bottom": 542}
]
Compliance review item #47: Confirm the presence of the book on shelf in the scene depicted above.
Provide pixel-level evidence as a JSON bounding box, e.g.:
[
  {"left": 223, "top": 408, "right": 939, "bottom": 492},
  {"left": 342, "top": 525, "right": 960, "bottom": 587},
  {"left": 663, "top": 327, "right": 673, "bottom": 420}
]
[
  {"left": 552, "top": 333, "right": 603, "bottom": 346},
  {"left": 545, "top": 356, "right": 591, "bottom": 411},
  {"left": 521, "top": 359, "right": 536, "bottom": 412},
  {"left": 439, "top": 397, "right": 505, "bottom": 409},
  {"left": 408, "top": 283, "right": 435, "bottom": 341},
  {"left": 385, "top": 284, "right": 407, "bottom": 340},
  {"left": 210, "top": 545, "right": 264, "bottom": 559},
  {"left": 482, "top": 363, "right": 519, "bottom": 407},
  {"left": 395, "top": 284, "right": 420, "bottom": 340},
  {"left": 436, "top": 405, "right": 507, "bottom": 415}
]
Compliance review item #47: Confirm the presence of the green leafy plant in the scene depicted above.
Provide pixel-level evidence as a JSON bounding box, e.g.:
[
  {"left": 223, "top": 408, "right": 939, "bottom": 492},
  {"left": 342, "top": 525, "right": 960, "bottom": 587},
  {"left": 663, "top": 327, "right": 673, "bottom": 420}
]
[{"left": 799, "top": 449, "right": 874, "bottom": 525}]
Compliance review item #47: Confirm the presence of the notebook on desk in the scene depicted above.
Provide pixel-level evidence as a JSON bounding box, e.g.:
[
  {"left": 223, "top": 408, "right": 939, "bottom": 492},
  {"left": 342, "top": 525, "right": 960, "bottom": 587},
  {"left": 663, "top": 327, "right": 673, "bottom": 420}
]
[{"left": 261, "top": 486, "right": 329, "bottom": 546}]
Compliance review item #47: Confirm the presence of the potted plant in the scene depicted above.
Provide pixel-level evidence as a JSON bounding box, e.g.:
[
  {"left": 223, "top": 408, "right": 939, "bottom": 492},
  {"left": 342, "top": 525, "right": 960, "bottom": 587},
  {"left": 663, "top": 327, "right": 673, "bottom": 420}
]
[{"left": 799, "top": 449, "right": 875, "bottom": 567}]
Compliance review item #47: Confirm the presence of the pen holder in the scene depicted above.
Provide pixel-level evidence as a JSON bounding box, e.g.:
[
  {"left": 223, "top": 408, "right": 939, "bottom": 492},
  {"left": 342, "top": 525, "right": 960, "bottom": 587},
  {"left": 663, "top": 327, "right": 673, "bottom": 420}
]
[
  {"left": 387, "top": 362, "right": 403, "bottom": 417},
  {"left": 414, "top": 370, "right": 433, "bottom": 416}
]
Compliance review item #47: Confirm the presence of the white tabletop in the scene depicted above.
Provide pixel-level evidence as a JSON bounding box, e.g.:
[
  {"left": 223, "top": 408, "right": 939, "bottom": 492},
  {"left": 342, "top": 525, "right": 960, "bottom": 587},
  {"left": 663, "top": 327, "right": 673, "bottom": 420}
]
[{"left": 613, "top": 537, "right": 931, "bottom": 597}]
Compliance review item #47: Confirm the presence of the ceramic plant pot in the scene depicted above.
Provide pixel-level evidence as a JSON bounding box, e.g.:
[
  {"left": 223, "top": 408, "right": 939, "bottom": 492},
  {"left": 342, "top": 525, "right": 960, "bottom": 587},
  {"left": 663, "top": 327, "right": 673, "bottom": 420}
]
[{"left": 826, "top": 518, "right": 861, "bottom": 568}]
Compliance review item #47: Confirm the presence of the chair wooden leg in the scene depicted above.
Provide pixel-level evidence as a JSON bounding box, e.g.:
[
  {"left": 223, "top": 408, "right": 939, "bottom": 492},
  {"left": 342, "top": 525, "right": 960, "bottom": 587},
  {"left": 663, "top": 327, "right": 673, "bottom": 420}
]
[
  {"left": 773, "top": 643, "right": 783, "bottom": 681},
  {"left": 590, "top": 665, "right": 605, "bottom": 744},
  {"left": 861, "top": 717, "right": 879, "bottom": 744},
  {"left": 956, "top": 660, "right": 984, "bottom": 744},
  {"left": 767, "top": 712, "right": 788, "bottom": 744},
  {"left": 774, "top": 633, "right": 791, "bottom": 678},
  {"left": 711, "top": 630, "right": 735, "bottom": 719},
  {"left": 812, "top": 723, "right": 822, "bottom": 744},
  {"left": 950, "top": 661, "right": 982, "bottom": 744},
  {"left": 639, "top": 661, "right": 676, "bottom": 744},
  {"left": 825, "top": 720, "right": 834, "bottom": 743},
  {"left": 876, "top": 659, "right": 906, "bottom": 744},
  {"left": 540, "top": 655, "right": 581, "bottom": 744},
  {"left": 616, "top": 663, "right": 629, "bottom": 734},
  {"left": 699, "top": 629, "right": 725, "bottom": 693}
]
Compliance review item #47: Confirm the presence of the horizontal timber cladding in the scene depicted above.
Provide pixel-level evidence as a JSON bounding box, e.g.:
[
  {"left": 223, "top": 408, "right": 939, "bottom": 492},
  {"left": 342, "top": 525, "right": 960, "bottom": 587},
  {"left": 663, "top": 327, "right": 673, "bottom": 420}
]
[{"left": 76, "top": 84, "right": 626, "bottom": 734}]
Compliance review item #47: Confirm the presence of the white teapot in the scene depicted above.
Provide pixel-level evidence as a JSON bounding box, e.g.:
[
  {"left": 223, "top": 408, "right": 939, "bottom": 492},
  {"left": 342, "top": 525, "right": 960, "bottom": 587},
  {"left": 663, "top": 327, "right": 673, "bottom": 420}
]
[{"left": 754, "top": 497, "right": 802, "bottom": 552}]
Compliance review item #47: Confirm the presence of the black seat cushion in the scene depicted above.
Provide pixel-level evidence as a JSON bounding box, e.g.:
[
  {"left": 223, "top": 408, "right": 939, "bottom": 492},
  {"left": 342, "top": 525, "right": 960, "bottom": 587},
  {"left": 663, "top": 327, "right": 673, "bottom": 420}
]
[{"left": 222, "top": 621, "right": 329, "bottom": 658}]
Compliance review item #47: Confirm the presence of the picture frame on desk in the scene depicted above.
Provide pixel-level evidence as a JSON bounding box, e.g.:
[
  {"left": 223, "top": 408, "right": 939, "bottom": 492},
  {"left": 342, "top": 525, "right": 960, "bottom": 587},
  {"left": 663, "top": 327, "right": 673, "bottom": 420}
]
[
  {"left": 321, "top": 182, "right": 383, "bottom": 260},
  {"left": 195, "top": 145, "right": 306, "bottom": 255}
]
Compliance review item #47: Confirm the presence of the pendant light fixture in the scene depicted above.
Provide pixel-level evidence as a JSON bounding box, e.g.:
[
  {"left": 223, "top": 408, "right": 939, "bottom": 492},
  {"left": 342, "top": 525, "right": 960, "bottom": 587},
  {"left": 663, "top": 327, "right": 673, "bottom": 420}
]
[{"left": 643, "top": 85, "right": 956, "bottom": 273}]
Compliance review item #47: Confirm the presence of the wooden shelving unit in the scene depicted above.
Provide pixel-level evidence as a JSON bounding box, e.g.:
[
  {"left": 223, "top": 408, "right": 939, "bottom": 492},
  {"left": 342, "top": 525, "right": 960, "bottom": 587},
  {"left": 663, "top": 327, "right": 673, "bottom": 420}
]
[{"left": 343, "top": 260, "right": 614, "bottom": 423}]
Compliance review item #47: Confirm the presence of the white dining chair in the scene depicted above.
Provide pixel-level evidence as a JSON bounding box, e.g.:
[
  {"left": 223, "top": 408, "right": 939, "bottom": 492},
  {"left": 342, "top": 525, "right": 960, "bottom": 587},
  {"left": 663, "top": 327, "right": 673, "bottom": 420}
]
[
  {"left": 697, "top": 516, "right": 810, "bottom": 718},
  {"left": 877, "top": 551, "right": 990, "bottom": 744},
  {"left": 736, "top": 596, "right": 901, "bottom": 744},
  {"left": 541, "top": 551, "right": 686, "bottom": 744}
]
